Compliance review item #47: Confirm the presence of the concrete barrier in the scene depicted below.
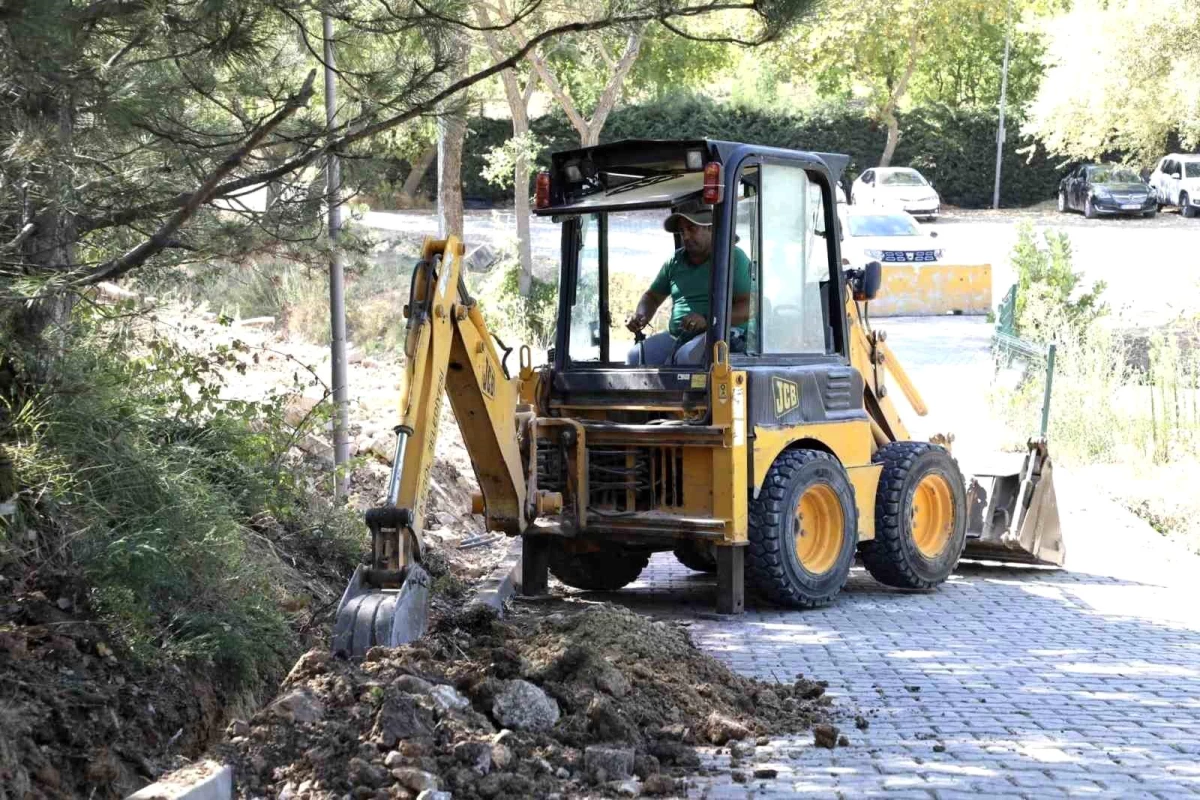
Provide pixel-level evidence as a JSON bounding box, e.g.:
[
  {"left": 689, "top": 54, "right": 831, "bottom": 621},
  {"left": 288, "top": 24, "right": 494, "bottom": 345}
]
[
  {"left": 127, "top": 761, "right": 231, "bottom": 800},
  {"left": 869, "top": 263, "right": 992, "bottom": 317}
]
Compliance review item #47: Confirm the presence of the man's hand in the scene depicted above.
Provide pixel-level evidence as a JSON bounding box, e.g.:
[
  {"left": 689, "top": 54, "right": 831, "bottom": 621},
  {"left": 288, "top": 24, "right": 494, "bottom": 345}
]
[
  {"left": 680, "top": 312, "right": 707, "bottom": 335},
  {"left": 626, "top": 313, "right": 648, "bottom": 333}
]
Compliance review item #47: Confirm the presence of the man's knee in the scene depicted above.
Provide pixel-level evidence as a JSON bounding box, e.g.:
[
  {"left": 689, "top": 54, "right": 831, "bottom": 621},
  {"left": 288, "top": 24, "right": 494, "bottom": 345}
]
[{"left": 673, "top": 335, "right": 706, "bottom": 365}]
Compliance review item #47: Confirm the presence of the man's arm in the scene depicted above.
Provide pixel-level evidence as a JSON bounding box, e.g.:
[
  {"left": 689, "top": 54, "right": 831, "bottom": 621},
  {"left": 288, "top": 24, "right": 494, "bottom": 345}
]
[
  {"left": 731, "top": 293, "right": 751, "bottom": 326},
  {"left": 628, "top": 289, "right": 667, "bottom": 332}
]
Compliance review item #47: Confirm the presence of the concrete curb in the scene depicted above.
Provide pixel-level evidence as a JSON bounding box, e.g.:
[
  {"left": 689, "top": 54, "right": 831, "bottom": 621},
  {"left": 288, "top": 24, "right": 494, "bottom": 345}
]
[
  {"left": 126, "top": 760, "right": 232, "bottom": 800},
  {"left": 467, "top": 536, "right": 522, "bottom": 614}
]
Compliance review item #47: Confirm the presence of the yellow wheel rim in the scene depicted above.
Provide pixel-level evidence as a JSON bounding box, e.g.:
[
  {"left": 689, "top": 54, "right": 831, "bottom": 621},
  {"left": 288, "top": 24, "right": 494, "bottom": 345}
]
[
  {"left": 794, "top": 484, "right": 844, "bottom": 575},
  {"left": 912, "top": 473, "right": 954, "bottom": 558}
]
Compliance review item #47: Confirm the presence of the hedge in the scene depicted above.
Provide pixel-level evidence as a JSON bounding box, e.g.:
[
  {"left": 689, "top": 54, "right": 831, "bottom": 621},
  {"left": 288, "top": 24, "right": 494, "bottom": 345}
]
[{"left": 457, "top": 96, "right": 1070, "bottom": 209}]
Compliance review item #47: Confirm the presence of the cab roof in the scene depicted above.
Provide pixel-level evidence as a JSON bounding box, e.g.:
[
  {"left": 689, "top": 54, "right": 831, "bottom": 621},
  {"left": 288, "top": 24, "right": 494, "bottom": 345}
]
[{"left": 535, "top": 138, "right": 850, "bottom": 216}]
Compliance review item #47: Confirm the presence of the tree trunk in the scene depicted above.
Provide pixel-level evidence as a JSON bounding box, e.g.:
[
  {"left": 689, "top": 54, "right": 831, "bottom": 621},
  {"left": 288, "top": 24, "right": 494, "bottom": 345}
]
[
  {"left": 437, "top": 33, "right": 469, "bottom": 239},
  {"left": 879, "top": 113, "right": 901, "bottom": 167},
  {"left": 400, "top": 145, "right": 436, "bottom": 206},
  {"left": 514, "top": 146, "right": 534, "bottom": 296}
]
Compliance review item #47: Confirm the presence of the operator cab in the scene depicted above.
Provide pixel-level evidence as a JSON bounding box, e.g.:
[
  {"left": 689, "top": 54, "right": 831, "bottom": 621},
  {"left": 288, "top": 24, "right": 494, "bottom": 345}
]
[{"left": 534, "top": 139, "right": 851, "bottom": 420}]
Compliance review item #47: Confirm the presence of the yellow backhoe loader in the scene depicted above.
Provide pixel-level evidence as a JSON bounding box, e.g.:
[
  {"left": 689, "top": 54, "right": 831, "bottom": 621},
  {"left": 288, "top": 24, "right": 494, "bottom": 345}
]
[{"left": 332, "top": 139, "right": 1063, "bottom": 657}]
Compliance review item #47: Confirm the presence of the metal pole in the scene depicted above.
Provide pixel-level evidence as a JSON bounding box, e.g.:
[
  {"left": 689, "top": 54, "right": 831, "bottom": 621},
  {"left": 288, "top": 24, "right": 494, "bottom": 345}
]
[
  {"left": 992, "top": 0, "right": 1013, "bottom": 210},
  {"left": 323, "top": 12, "right": 351, "bottom": 499},
  {"left": 1040, "top": 343, "right": 1056, "bottom": 439}
]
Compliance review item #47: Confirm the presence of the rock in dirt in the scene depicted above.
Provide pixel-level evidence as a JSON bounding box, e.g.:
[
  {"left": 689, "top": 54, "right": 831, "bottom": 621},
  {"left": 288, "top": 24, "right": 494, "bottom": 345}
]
[
  {"left": 349, "top": 757, "right": 390, "bottom": 788},
  {"left": 416, "top": 792, "right": 451, "bottom": 800},
  {"left": 454, "top": 740, "right": 493, "bottom": 774},
  {"left": 373, "top": 693, "right": 435, "bottom": 746},
  {"left": 395, "top": 674, "right": 434, "bottom": 695},
  {"left": 585, "top": 745, "right": 635, "bottom": 783},
  {"left": 492, "top": 678, "right": 560, "bottom": 732},
  {"left": 430, "top": 683, "right": 470, "bottom": 711},
  {"left": 642, "top": 774, "right": 679, "bottom": 796},
  {"left": 268, "top": 688, "right": 324, "bottom": 723},
  {"left": 855, "top": 714, "right": 869, "bottom": 730},
  {"left": 703, "top": 711, "right": 752, "bottom": 745},
  {"left": 393, "top": 767, "right": 439, "bottom": 793},
  {"left": 813, "top": 723, "right": 839, "bottom": 749},
  {"left": 226, "top": 719, "right": 250, "bottom": 738},
  {"left": 753, "top": 767, "right": 778, "bottom": 779},
  {"left": 614, "top": 777, "right": 642, "bottom": 796}
]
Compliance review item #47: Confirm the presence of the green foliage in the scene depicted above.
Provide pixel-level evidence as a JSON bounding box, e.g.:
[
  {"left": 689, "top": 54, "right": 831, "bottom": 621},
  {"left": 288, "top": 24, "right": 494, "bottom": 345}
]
[
  {"left": 1026, "top": 0, "right": 1200, "bottom": 162},
  {"left": 1, "top": 311, "right": 361, "bottom": 688},
  {"left": 1009, "top": 222, "right": 1106, "bottom": 340},
  {"left": 482, "top": 133, "right": 545, "bottom": 190},
  {"left": 476, "top": 260, "right": 560, "bottom": 350},
  {"left": 461, "top": 97, "right": 1067, "bottom": 208}
]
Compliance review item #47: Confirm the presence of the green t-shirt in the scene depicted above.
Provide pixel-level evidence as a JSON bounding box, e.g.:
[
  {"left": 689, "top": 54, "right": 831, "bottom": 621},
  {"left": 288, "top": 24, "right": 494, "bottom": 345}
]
[{"left": 650, "top": 247, "right": 753, "bottom": 337}]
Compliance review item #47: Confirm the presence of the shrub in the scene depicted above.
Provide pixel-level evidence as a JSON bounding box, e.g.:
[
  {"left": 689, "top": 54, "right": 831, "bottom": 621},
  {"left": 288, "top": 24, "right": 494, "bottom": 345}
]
[
  {"left": 474, "top": 257, "right": 560, "bottom": 351},
  {"left": 1, "top": 309, "right": 361, "bottom": 688},
  {"left": 457, "top": 97, "right": 1070, "bottom": 209},
  {"left": 1010, "top": 222, "right": 1106, "bottom": 340}
]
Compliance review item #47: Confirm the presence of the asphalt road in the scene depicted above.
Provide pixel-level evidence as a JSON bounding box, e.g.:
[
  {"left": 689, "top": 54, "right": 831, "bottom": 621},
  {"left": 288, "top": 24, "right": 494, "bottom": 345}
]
[{"left": 361, "top": 206, "right": 1200, "bottom": 326}]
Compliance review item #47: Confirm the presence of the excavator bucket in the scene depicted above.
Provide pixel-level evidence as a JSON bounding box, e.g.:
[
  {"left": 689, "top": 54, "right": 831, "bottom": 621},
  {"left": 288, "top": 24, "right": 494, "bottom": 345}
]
[
  {"left": 962, "top": 439, "right": 1064, "bottom": 567},
  {"left": 332, "top": 563, "right": 431, "bottom": 658}
]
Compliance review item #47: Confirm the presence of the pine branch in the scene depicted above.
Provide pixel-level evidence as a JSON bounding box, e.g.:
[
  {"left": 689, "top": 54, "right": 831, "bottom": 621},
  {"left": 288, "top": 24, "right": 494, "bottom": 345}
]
[{"left": 72, "top": 70, "right": 318, "bottom": 287}]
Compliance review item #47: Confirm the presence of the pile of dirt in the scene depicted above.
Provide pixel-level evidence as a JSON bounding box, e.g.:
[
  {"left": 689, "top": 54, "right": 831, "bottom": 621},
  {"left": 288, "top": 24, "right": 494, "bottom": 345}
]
[
  {"left": 0, "top": 569, "right": 239, "bottom": 800},
  {"left": 219, "top": 602, "right": 832, "bottom": 798}
]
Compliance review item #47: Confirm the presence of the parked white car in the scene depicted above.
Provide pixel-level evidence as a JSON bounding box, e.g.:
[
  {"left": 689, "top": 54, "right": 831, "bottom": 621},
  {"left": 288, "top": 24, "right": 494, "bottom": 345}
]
[
  {"left": 1149, "top": 154, "right": 1200, "bottom": 218},
  {"left": 850, "top": 167, "right": 941, "bottom": 221},
  {"left": 841, "top": 209, "right": 944, "bottom": 267}
]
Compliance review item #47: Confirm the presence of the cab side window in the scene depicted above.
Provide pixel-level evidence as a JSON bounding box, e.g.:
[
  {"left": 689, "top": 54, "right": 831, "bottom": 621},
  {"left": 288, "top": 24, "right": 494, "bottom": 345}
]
[{"left": 758, "top": 164, "right": 830, "bottom": 354}]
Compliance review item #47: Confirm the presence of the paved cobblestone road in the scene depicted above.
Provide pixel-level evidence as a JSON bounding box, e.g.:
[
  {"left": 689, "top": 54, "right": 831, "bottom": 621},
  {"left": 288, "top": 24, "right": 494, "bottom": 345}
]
[{"left": 580, "top": 319, "right": 1200, "bottom": 798}]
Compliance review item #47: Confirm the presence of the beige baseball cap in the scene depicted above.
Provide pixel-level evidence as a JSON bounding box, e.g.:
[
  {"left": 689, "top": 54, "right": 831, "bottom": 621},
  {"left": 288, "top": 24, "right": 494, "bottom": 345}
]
[{"left": 663, "top": 197, "right": 713, "bottom": 232}]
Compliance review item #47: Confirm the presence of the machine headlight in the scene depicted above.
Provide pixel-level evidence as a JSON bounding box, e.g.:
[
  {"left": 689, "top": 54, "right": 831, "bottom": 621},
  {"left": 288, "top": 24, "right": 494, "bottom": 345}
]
[{"left": 865, "top": 249, "right": 886, "bottom": 259}]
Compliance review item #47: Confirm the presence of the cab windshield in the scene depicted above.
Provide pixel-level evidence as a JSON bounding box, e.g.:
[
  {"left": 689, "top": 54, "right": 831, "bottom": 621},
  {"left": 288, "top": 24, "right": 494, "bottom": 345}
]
[{"left": 1090, "top": 167, "right": 1141, "bottom": 183}]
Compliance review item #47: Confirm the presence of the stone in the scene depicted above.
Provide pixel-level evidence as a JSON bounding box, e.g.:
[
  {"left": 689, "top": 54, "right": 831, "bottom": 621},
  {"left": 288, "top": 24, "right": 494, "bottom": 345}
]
[
  {"left": 614, "top": 778, "right": 641, "bottom": 797},
  {"left": 587, "top": 695, "right": 637, "bottom": 743},
  {"left": 648, "top": 740, "right": 700, "bottom": 768},
  {"left": 703, "top": 712, "right": 751, "bottom": 745},
  {"left": 595, "top": 664, "right": 632, "bottom": 698},
  {"left": 454, "top": 741, "right": 492, "bottom": 775},
  {"left": 416, "top": 792, "right": 452, "bottom": 800},
  {"left": 554, "top": 766, "right": 570, "bottom": 779},
  {"left": 584, "top": 745, "right": 635, "bottom": 783},
  {"left": 395, "top": 675, "right": 433, "bottom": 695},
  {"left": 813, "top": 724, "right": 838, "bottom": 749},
  {"left": 393, "top": 767, "right": 438, "bottom": 793},
  {"left": 269, "top": 688, "right": 325, "bottom": 724},
  {"left": 226, "top": 719, "right": 250, "bottom": 738},
  {"left": 373, "top": 695, "right": 434, "bottom": 747},
  {"left": 384, "top": 751, "right": 405, "bottom": 768},
  {"left": 753, "top": 768, "right": 778, "bottom": 779},
  {"left": 642, "top": 774, "right": 677, "bottom": 796},
  {"left": 731, "top": 770, "right": 748, "bottom": 784},
  {"left": 632, "top": 753, "right": 660, "bottom": 780},
  {"left": 430, "top": 684, "right": 470, "bottom": 712},
  {"left": 756, "top": 736, "right": 770, "bottom": 746},
  {"left": 491, "top": 743, "right": 513, "bottom": 770},
  {"left": 855, "top": 715, "right": 869, "bottom": 730},
  {"left": 277, "top": 783, "right": 297, "bottom": 800},
  {"left": 492, "top": 679, "right": 559, "bottom": 733},
  {"left": 347, "top": 757, "right": 388, "bottom": 788}
]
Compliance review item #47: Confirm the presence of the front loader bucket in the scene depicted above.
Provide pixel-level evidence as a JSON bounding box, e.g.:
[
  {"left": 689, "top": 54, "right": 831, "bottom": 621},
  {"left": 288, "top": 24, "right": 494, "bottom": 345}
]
[
  {"left": 332, "top": 564, "right": 431, "bottom": 658},
  {"left": 962, "top": 440, "right": 1065, "bottom": 567}
]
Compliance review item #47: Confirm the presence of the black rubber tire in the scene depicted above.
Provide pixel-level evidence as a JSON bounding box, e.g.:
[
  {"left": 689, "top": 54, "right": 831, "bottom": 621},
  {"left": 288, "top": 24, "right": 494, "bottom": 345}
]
[
  {"left": 746, "top": 449, "right": 857, "bottom": 609},
  {"left": 1084, "top": 197, "right": 1097, "bottom": 219},
  {"left": 1058, "top": 191, "right": 1067, "bottom": 213},
  {"left": 859, "top": 442, "right": 968, "bottom": 590},
  {"left": 1183, "top": 194, "right": 1197, "bottom": 218},
  {"left": 1143, "top": 208, "right": 1158, "bottom": 218},
  {"left": 673, "top": 541, "right": 717, "bottom": 573},
  {"left": 548, "top": 543, "right": 650, "bottom": 591}
]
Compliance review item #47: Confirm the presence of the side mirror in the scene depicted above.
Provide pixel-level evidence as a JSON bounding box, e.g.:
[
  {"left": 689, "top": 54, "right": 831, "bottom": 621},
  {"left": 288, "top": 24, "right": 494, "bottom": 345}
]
[{"left": 847, "top": 260, "right": 883, "bottom": 301}]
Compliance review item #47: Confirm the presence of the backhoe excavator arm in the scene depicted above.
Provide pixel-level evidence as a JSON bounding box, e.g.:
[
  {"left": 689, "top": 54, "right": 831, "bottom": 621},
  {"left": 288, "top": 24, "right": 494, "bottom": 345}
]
[{"left": 333, "top": 236, "right": 529, "bottom": 656}]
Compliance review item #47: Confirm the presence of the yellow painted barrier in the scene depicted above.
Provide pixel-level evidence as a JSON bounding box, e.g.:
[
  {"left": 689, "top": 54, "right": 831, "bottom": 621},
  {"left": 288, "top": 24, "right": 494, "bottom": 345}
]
[{"left": 868, "top": 263, "right": 992, "bottom": 317}]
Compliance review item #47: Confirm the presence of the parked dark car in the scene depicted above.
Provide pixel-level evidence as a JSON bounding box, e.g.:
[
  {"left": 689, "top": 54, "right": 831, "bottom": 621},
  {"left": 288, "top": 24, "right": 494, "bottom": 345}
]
[{"left": 1058, "top": 164, "right": 1157, "bottom": 219}]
